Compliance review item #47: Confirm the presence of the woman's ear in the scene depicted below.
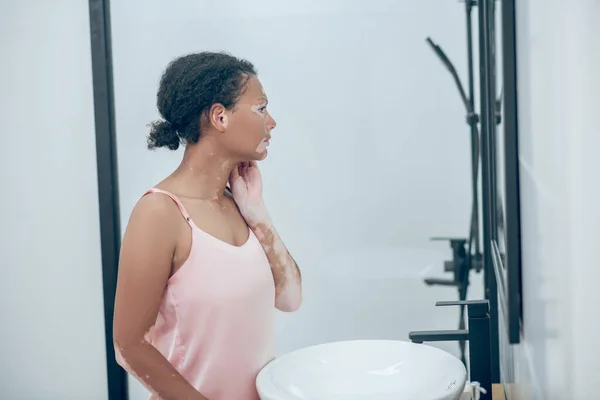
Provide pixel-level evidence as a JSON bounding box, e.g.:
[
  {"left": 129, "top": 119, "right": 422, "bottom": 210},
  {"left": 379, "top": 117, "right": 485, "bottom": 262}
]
[{"left": 209, "top": 103, "right": 229, "bottom": 132}]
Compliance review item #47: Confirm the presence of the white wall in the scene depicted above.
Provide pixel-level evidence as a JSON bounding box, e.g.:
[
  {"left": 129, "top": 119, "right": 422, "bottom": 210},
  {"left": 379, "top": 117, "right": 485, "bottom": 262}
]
[
  {"left": 109, "top": 1, "right": 483, "bottom": 398},
  {"left": 0, "top": 1, "right": 109, "bottom": 399},
  {"left": 512, "top": 1, "right": 600, "bottom": 399}
]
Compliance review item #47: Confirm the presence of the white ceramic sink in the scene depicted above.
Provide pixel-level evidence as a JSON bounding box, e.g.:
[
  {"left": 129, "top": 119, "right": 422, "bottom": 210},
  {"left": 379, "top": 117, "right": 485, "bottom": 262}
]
[{"left": 256, "top": 340, "right": 467, "bottom": 400}]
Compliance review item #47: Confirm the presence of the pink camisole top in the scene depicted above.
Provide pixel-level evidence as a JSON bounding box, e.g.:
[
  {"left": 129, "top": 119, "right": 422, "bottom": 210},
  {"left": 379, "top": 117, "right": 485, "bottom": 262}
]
[{"left": 142, "top": 188, "right": 276, "bottom": 400}]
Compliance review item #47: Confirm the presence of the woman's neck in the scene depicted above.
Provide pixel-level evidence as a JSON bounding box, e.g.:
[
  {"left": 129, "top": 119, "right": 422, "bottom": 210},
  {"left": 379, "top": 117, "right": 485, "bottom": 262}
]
[{"left": 172, "top": 139, "right": 236, "bottom": 200}]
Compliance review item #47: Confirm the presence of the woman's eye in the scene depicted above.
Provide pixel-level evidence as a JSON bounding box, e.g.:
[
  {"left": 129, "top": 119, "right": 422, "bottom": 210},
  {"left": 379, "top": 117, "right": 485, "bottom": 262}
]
[{"left": 258, "top": 106, "right": 267, "bottom": 113}]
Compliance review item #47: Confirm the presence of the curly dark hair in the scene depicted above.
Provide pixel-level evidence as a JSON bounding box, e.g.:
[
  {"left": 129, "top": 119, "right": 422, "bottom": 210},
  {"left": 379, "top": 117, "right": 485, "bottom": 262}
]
[{"left": 147, "top": 51, "right": 257, "bottom": 151}]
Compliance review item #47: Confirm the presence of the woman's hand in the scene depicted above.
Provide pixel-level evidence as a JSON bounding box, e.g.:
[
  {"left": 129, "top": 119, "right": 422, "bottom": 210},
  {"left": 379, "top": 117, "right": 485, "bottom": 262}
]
[
  {"left": 229, "top": 161, "right": 269, "bottom": 226},
  {"left": 229, "top": 162, "right": 302, "bottom": 312}
]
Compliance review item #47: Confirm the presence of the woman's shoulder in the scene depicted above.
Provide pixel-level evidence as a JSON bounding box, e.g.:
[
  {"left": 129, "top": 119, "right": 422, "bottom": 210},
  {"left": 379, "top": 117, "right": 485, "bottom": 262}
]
[{"left": 127, "top": 187, "right": 184, "bottom": 233}]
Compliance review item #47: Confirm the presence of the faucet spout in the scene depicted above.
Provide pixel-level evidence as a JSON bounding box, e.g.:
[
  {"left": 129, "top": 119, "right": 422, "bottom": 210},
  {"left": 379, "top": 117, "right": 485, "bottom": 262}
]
[
  {"left": 408, "top": 299, "right": 492, "bottom": 399},
  {"left": 409, "top": 329, "right": 469, "bottom": 344}
]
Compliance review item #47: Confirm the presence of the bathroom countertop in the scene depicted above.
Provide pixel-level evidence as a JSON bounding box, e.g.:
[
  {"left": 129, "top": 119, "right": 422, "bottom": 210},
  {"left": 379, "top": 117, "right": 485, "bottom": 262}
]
[
  {"left": 492, "top": 384, "right": 506, "bottom": 400},
  {"left": 461, "top": 383, "right": 506, "bottom": 399}
]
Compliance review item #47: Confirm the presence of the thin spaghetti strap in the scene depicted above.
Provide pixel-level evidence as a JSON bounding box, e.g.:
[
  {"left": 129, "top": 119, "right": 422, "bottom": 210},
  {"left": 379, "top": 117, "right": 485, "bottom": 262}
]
[{"left": 143, "top": 188, "right": 194, "bottom": 226}]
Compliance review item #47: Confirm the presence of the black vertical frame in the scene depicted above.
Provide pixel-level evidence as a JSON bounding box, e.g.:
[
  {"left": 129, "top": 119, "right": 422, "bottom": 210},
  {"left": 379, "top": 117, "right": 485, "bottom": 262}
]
[
  {"left": 480, "top": 0, "right": 523, "bottom": 385},
  {"left": 500, "top": 0, "right": 523, "bottom": 345},
  {"left": 478, "top": 0, "right": 501, "bottom": 383},
  {"left": 88, "top": 0, "right": 128, "bottom": 399}
]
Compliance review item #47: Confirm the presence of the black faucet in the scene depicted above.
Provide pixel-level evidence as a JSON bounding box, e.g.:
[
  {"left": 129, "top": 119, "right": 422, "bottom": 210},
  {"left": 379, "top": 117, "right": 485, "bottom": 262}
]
[
  {"left": 408, "top": 299, "right": 492, "bottom": 400},
  {"left": 424, "top": 237, "right": 483, "bottom": 367}
]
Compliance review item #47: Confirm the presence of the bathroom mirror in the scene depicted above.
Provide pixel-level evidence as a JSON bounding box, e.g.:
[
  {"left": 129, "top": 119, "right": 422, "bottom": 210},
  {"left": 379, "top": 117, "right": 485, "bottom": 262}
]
[
  {"left": 101, "top": 2, "right": 484, "bottom": 399},
  {"left": 482, "top": 0, "right": 522, "bottom": 346},
  {"left": 499, "top": 0, "right": 523, "bottom": 346}
]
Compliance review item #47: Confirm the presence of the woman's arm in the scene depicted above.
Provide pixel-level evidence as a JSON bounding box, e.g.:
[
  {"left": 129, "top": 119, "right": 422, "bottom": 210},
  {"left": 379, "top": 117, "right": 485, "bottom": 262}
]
[
  {"left": 113, "top": 194, "right": 209, "bottom": 400},
  {"left": 229, "top": 162, "right": 303, "bottom": 312},
  {"left": 247, "top": 208, "right": 302, "bottom": 312}
]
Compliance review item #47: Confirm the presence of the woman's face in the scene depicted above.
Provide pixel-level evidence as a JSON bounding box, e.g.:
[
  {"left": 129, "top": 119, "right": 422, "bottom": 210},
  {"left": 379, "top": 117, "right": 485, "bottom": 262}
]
[{"left": 218, "top": 75, "right": 277, "bottom": 161}]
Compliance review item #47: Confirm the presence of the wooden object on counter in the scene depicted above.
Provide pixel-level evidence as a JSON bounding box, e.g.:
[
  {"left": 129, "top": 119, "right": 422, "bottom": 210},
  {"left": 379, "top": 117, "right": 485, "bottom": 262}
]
[{"left": 493, "top": 384, "right": 506, "bottom": 400}]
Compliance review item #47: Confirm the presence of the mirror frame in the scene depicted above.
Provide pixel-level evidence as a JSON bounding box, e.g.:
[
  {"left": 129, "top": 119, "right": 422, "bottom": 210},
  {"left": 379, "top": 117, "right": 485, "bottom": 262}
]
[
  {"left": 499, "top": 0, "right": 523, "bottom": 345},
  {"left": 483, "top": 0, "right": 523, "bottom": 347}
]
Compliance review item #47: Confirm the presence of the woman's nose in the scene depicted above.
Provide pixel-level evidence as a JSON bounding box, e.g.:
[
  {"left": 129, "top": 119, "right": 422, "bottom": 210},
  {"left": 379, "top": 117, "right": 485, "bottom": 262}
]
[{"left": 267, "top": 114, "right": 277, "bottom": 130}]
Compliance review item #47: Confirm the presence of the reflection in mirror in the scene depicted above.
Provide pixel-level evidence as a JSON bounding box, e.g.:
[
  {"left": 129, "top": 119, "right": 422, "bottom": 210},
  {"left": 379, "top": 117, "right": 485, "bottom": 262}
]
[{"left": 107, "top": 1, "right": 496, "bottom": 399}]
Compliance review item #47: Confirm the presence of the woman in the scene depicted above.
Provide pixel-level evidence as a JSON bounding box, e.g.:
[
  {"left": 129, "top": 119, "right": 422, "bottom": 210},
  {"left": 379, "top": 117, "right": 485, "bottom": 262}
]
[{"left": 113, "top": 51, "right": 302, "bottom": 400}]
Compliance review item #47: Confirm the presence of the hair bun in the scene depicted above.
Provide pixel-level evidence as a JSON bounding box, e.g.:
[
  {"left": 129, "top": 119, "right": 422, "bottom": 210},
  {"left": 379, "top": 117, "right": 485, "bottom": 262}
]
[{"left": 147, "top": 119, "right": 180, "bottom": 150}]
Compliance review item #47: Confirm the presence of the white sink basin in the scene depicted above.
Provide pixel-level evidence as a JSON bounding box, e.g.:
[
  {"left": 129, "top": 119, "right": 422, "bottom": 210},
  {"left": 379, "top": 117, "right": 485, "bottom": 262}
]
[{"left": 256, "top": 340, "right": 467, "bottom": 400}]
